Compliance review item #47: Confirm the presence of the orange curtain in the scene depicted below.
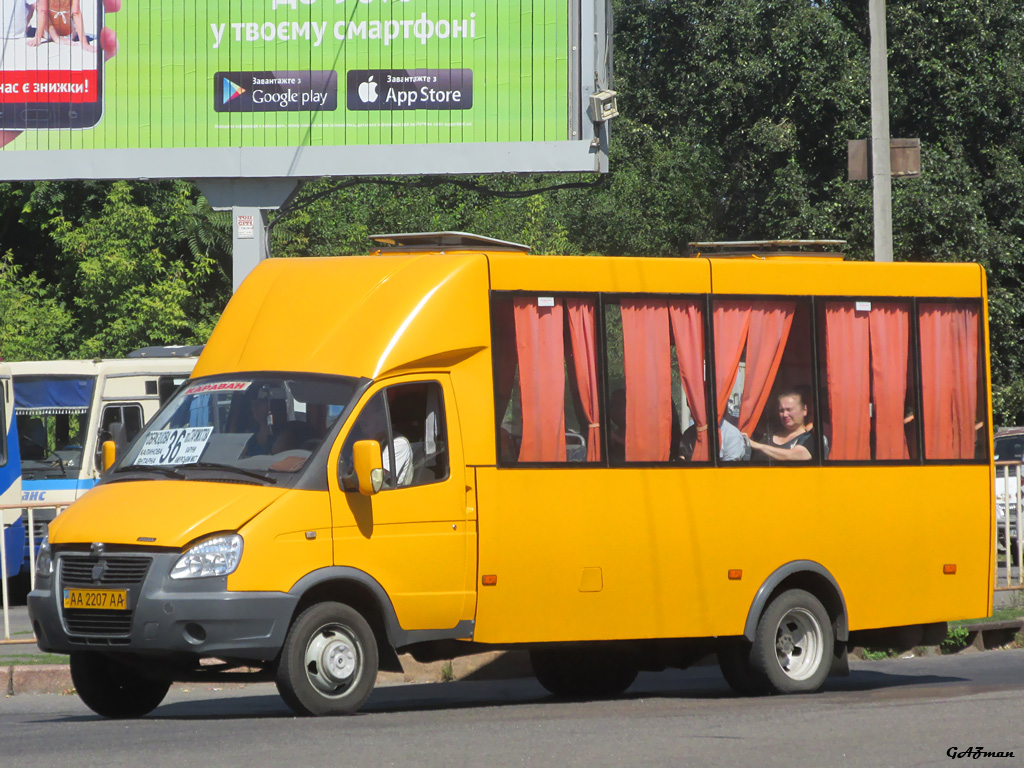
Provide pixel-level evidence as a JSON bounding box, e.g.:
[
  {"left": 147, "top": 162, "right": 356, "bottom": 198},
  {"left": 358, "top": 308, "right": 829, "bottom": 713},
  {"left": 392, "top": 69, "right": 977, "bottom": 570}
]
[
  {"left": 566, "top": 299, "right": 601, "bottom": 462},
  {"left": 514, "top": 298, "right": 566, "bottom": 461},
  {"left": 713, "top": 301, "right": 751, "bottom": 418},
  {"left": 669, "top": 300, "right": 709, "bottom": 461},
  {"left": 869, "top": 303, "right": 910, "bottom": 460},
  {"left": 738, "top": 301, "right": 796, "bottom": 436},
  {"left": 920, "top": 303, "right": 980, "bottom": 460},
  {"left": 622, "top": 299, "right": 672, "bottom": 461},
  {"left": 825, "top": 303, "right": 871, "bottom": 460}
]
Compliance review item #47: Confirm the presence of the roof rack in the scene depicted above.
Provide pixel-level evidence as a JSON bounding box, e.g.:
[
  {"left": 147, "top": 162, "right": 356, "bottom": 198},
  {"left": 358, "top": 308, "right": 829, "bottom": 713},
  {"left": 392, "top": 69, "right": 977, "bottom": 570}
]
[
  {"left": 688, "top": 240, "right": 846, "bottom": 259},
  {"left": 127, "top": 345, "right": 205, "bottom": 358},
  {"left": 369, "top": 231, "right": 531, "bottom": 252}
]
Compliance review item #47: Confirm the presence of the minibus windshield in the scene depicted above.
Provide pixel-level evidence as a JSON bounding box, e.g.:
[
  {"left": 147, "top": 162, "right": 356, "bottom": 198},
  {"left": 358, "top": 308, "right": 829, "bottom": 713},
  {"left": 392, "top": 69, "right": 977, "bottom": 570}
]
[
  {"left": 116, "top": 374, "right": 358, "bottom": 480},
  {"left": 14, "top": 375, "right": 96, "bottom": 479}
]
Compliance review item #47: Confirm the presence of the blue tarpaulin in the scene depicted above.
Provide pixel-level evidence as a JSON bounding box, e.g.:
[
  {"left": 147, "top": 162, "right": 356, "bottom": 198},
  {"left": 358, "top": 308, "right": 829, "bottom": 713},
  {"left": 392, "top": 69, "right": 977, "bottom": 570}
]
[{"left": 14, "top": 377, "right": 95, "bottom": 413}]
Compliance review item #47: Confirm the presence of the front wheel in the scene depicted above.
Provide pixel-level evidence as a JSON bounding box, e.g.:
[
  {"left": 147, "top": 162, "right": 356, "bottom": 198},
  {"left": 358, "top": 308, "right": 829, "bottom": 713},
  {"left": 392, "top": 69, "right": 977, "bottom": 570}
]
[
  {"left": 276, "top": 601, "right": 379, "bottom": 716},
  {"left": 750, "top": 589, "right": 834, "bottom": 694},
  {"left": 70, "top": 652, "right": 171, "bottom": 718}
]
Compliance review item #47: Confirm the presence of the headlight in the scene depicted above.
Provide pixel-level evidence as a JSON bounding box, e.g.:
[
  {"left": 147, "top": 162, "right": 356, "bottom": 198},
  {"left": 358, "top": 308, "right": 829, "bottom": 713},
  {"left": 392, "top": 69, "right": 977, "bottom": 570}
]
[
  {"left": 36, "top": 533, "right": 52, "bottom": 577},
  {"left": 170, "top": 534, "right": 243, "bottom": 580}
]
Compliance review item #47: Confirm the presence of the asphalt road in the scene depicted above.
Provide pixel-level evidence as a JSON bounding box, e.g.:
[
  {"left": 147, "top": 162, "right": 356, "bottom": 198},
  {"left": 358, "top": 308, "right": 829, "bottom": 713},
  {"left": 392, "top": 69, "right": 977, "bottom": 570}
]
[{"left": 3, "top": 649, "right": 1023, "bottom": 768}]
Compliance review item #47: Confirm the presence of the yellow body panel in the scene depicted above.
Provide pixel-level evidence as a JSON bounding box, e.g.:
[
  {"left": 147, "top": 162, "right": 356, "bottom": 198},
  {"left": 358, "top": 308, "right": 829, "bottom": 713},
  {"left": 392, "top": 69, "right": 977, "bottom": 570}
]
[
  {"left": 48, "top": 481, "right": 285, "bottom": 549},
  {"left": 227, "top": 489, "right": 333, "bottom": 593},
  {"left": 708, "top": 258, "right": 986, "bottom": 298},
  {"left": 193, "top": 253, "right": 491, "bottom": 381},
  {"left": 473, "top": 465, "right": 991, "bottom": 643},
  {"left": 488, "top": 254, "right": 713, "bottom": 293}
]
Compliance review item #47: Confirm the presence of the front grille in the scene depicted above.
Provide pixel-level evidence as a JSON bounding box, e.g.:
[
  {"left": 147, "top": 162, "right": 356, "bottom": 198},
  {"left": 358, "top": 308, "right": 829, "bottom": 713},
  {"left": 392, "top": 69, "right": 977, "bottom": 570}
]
[
  {"left": 59, "top": 555, "right": 152, "bottom": 638},
  {"left": 60, "top": 556, "right": 151, "bottom": 586},
  {"left": 22, "top": 508, "right": 55, "bottom": 550},
  {"left": 64, "top": 610, "right": 134, "bottom": 636}
]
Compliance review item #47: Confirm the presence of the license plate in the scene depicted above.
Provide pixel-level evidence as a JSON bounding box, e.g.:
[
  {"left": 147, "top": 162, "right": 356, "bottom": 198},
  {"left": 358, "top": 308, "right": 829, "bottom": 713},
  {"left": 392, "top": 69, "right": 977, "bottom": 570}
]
[{"left": 62, "top": 588, "right": 128, "bottom": 611}]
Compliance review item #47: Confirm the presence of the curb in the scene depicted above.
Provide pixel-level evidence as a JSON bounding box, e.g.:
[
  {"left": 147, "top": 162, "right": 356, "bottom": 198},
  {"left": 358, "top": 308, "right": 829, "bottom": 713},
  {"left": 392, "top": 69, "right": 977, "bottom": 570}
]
[{"left": 4, "top": 650, "right": 534, "bottom": 697}]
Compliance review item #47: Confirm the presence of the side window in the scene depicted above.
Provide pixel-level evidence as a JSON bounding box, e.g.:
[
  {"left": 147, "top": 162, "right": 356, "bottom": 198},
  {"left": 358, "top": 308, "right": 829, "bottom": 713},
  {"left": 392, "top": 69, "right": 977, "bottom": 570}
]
[
  {"left": 819, "top": 300, "right": 919, "bottom": 462},
  {"left": 492, "top": 294, "right": 601, "bottom": 464},
  {"left": 101, "top": 404, "right": 145, "bottom": 442},
  {"left": 603, "top": 296, "right": 709, "bottom": 464},
  {"left": 918, "top": 301, "right": 986, "bottom": 461},
  {"left": 713, "top": 299, "right": 819, "bottom": 463},
  {"left": 158, "top": 376, "right": 188, "bottom": 406},
  {"left": 340, "top": 382, "right": 449, "bottom": 491}
]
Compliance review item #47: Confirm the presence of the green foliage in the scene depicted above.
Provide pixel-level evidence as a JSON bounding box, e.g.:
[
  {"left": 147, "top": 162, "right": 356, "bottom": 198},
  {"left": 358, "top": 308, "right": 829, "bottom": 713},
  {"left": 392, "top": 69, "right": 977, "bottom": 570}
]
[
  {"left": 861, "top": 648, "right": 896, "bottom": 661},
  {"left": 440, "top": 660, "right": 455, "bottom": 683},
  {"left": 1, "top": 0, "right": 1023, "bottom": 414},
  {"left": 0, "top": 180, "right": 229, "bottom": 360},
  {"left": 940, "top": 625, "right": 971, "bottom": 655},
  {"left": 0, "top": 252, "right": 74, "bottom": 360}
]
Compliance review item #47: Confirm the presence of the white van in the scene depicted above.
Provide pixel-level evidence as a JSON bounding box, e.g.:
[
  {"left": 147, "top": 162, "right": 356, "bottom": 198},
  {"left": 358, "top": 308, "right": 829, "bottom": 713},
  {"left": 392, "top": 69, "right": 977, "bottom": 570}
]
[{"left": 11, "top": 347, "right": 199, "bottom": 576}]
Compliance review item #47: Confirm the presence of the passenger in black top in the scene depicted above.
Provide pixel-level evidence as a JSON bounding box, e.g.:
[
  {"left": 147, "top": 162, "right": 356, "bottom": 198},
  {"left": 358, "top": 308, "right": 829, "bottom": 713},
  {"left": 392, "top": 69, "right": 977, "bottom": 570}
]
[{"left": 746, "top": 389, "right": 815, "bottom": 462}]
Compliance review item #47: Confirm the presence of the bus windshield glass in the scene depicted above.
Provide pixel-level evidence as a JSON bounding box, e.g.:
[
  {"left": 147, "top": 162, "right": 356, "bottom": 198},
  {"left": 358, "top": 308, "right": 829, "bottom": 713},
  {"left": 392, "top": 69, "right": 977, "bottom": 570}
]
[
  {"left": 118, "top": 374, "right": 358, "bottom": 478},
  {"left": 14, "top": 376, "right": 96, "bottom": 479}
]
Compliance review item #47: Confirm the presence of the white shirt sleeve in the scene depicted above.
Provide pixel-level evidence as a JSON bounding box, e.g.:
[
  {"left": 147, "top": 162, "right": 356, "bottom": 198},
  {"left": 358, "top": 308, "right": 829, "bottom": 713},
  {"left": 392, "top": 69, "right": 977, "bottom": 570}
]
[{"left": 382, "top": 435, "right": 414, "bottom": 487}]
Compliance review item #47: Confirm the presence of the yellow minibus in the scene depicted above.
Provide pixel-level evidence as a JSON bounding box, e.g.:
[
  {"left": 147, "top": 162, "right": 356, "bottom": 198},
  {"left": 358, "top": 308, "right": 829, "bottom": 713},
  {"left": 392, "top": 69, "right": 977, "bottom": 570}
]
[{"left": 28, "top": 233, "right": 992, "bottom": 717}]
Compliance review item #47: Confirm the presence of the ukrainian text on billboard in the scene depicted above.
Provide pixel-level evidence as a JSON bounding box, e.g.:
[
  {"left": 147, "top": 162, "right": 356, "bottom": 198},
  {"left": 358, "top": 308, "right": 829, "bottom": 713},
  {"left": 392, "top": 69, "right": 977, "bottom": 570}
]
[{"left": 0, "top": 0, "right": 570, "bottom": 151}]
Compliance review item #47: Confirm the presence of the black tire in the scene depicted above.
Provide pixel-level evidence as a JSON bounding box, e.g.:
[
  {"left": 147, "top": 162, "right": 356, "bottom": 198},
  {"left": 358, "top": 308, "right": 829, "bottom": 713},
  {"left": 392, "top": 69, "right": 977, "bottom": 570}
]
[
  {"left": 716, "top": 640, "right": 767, "bottom": 696},
  {"left": 530, "top": 647, "right": 638, "bottom": 699},
  {"left": 750, "top": 589, "right": 834, "bottom": 695},
  {"left": 276, "top": 601, "right": 379, "bottom": 716},
  {"left": 69, "top": 652, "right": 171, "bottom": 718}
]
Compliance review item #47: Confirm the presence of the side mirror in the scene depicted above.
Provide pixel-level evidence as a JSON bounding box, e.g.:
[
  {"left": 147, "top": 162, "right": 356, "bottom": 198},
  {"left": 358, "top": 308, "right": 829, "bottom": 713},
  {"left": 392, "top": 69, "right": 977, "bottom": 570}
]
[
  {"left": 352, "top": 440, "right": 384, "bottom": 496},
  {"left": 101, "top": 440, "right": 117, "bottom": 472}
]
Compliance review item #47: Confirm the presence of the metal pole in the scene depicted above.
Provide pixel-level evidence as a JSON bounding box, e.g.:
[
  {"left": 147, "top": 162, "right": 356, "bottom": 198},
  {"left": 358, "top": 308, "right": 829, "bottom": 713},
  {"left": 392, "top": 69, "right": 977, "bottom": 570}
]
[
  {"left": 232, "top": 208, "right": 270, "bottom": 293},
  {"left": 1, "top": 521, "right": 10, "bottom": 641},
  {"left": 869, "top": 0, "right": 893, "bottom": 262},
  {"left": 27, "top": 506, "right": 35, "bottom": 591}
]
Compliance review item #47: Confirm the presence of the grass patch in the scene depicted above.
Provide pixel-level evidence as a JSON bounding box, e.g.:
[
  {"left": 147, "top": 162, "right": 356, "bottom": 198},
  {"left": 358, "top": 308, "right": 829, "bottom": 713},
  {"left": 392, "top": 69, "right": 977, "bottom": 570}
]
[
  {"left": 951, "top": 605, "right": 1024, "bottom": 627},
  {"left": 0, "top": 653, "right": 69, "bottom": 666},
  {"left": 940, "top": 626, "right": 971, "bottom": 654},
  {"left": 861, "top": 648, "right": 896, "bottom": 661},
  {"left": 440, "top": 660, "right": 455, "bottom": 683}
]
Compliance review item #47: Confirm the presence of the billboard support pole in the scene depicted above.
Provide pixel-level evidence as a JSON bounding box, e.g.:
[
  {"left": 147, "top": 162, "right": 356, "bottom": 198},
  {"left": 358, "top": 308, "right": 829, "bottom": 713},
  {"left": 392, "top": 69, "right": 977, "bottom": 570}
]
[
  {"left": 230, "top": 207, "right": 268, "bottom": 293},
  {"left": 196, "top": 179, "right": 304, "bottom": 292}
]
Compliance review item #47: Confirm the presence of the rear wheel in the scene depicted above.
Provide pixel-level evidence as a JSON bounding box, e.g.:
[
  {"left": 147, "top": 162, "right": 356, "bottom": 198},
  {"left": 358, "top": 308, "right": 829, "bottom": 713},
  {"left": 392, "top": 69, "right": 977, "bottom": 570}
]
[
  {"left": 750, "top": 589, "right": 833, "bottom": 694},
  {"left": 276, "top": 601, "right": 379, "bottom": 716},
  {"left": 70, "top": 652, "right": 171, "bottom": 718},
  {"left": 530, "top": 647, "right": 638, "bottom": 699}
]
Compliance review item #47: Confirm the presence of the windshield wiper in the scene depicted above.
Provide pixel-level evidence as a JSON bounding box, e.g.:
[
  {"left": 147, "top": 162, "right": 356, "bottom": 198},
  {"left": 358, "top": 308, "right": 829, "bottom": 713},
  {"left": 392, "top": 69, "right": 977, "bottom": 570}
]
[
  {"left": 113, "top": 465, "right": 187, "bottom": 480},
  {"left": 176, "top": 462, "right": 278, "bottom": 484}
]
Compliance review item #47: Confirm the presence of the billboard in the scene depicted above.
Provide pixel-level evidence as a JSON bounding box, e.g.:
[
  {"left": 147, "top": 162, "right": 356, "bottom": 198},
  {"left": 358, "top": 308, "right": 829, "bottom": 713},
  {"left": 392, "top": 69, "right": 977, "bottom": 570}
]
[{"left": 0, "top": 0, "right": 611, "bottom": 180}]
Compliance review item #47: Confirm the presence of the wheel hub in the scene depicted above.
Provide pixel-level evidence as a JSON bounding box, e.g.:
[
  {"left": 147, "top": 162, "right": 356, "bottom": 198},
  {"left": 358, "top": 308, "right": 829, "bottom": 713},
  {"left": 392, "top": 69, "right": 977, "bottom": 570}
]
[
  {"left": 774, "top": 607, "right": 823, "bottom": 682},
  {"left": 304, "top": 624, "right": 361, "bottom": 696}
]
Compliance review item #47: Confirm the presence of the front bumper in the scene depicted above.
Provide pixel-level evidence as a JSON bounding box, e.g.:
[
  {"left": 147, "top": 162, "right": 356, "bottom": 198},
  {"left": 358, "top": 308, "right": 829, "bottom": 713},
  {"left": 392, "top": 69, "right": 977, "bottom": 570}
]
[{"left": 28, "top": 550, "right": 298, "bottom": 661}]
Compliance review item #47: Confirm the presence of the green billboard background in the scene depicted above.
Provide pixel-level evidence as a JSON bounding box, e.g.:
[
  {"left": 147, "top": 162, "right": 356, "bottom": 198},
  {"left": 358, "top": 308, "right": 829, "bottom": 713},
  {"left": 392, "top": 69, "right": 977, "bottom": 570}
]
[{"left": 9, "top": 0, "right": 571, "bottom": 152}]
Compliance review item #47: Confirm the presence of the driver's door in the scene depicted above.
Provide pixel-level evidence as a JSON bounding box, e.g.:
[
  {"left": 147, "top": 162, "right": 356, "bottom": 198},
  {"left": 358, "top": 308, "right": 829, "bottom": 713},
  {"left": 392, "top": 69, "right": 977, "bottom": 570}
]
[{"left": 328, "top": 375, "right": 475, "bottom": 632}]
